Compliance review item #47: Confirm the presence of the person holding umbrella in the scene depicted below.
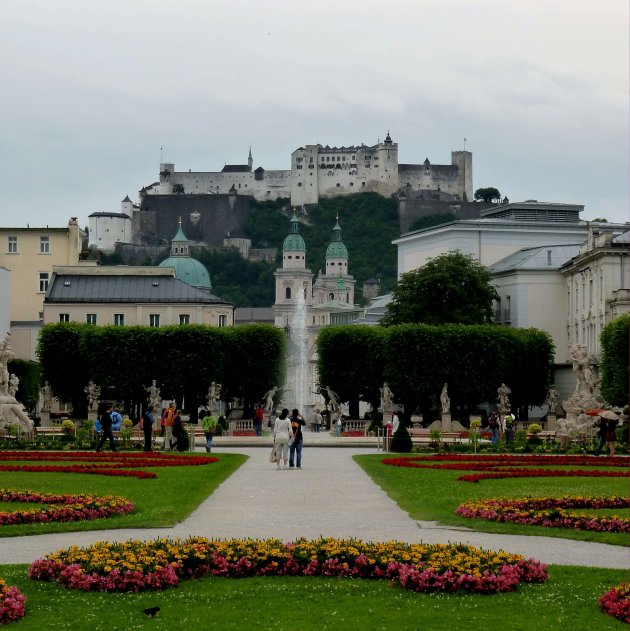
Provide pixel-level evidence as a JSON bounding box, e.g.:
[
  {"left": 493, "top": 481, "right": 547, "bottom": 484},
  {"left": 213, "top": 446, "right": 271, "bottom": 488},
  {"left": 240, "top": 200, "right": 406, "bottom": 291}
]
[{"left": 587, "top": 409, "right": 620, "bottom": 456}]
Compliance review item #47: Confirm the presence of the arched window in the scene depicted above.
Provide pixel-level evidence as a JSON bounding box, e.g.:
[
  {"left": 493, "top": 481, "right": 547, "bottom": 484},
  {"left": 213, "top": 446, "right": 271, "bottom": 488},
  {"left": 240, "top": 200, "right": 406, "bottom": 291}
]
[
  {"left": 329, "top": 292, "right": 334, "bottom": 301},
  {"left": 285, "top": 287, "right": 291, "bottom": 299}
]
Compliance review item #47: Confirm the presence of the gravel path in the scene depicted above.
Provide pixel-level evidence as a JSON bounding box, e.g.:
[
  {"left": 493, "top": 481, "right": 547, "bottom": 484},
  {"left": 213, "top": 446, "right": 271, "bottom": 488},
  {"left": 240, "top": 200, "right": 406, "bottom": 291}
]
[{"left": 0, "top": 446, "right": 627, "bottom": 569}]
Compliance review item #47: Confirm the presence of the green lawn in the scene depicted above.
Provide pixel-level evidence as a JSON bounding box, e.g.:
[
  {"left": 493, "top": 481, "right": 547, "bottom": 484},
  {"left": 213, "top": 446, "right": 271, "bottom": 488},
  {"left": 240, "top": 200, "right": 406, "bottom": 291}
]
[
  {"left": 0, "top": 453, "right": 246, "bottom": 537},
  {"left": 355, "top": 455, "right": 629, "bottom": 546},
  {"left": 1, "top": 564, "right": 626, "bottom": 630}
]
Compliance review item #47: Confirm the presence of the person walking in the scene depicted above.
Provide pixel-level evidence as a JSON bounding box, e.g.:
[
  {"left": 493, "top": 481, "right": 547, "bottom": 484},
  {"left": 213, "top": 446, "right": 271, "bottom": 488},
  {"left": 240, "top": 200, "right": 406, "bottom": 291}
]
[
  {"left": 488, "top": 412, "right": 499, "bottom": 444},
  {"left": 141, "top": 405, "right": 155, "bottom": 452},
  {"left": 273, "top": 408, "right": 292, "bottom": 470},
  {"left": 96, "top": 403, "right": 116, "bottom": 453},
  {"left": 289, "top": 408, "right": 306, "bottom": 469},
  {"left": 605, "top": 417, "right": 618, "bottom": 456},
  {"left": 162, "top": 402, "right": 175, "bottom": 450},
  {"left": 593, "top": 416, "right": 607, "bottom": 456},
  {"left": 201, "top": 411, "right": 218, "bottom": 453},
  {"left": 110, "top": 405, "right": 123, "bottom": 431}
]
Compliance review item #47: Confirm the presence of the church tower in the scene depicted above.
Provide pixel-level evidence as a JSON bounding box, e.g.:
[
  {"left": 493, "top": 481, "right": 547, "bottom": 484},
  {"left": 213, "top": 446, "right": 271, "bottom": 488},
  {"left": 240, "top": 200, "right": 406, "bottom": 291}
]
[
  {"left": 274, "top": 213, "right": 313, "bottom": 326},
  {"left": 313, "top": 216, "right": 355, "bottom": 305}
]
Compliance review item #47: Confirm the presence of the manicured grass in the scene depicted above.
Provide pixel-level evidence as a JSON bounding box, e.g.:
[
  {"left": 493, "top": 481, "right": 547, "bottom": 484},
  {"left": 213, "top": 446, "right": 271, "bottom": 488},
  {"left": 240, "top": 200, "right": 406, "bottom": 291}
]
[
  {"left": 0, "top": 453, "right": 246, "bottom": 537},
  {"left": 0, "top": 564, "right": 626, "bottom": 629},
  {"left": 355, "top": 454, "right": 629, "bottom": 546}
]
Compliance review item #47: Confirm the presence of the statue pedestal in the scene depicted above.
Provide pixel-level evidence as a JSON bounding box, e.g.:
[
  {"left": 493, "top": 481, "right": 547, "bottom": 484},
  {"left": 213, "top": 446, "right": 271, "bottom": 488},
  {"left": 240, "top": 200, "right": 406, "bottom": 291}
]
[
  {"left": 441, "top": 413, "right": 452, "bottom": 432},
  {"left": 40, "top": 411, "right": 51, "bottom": 427},
  {"left": 547, "top": 414, "right": 557, "bottom": 431},
  {"left": 88, "top": 410, "right": 98, "bottom": 422}
]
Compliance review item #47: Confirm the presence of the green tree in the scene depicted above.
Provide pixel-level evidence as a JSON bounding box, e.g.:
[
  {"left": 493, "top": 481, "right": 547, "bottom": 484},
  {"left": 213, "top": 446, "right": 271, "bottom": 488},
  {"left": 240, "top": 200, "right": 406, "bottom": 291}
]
[
  {"left": 600, "top": 314, "right": 629, "bottom": 405},
  {"left": 7, "top": 359, "right": 41, "bottom": 413},
  {"left": 172, "top": 184, "right": 185, "bottom": 194},
  {"left": 474, "top": 187, "right": 501, "bottom": 203},
  {"left": 381, "top": 251, "right": 499, "bottom": 326}
]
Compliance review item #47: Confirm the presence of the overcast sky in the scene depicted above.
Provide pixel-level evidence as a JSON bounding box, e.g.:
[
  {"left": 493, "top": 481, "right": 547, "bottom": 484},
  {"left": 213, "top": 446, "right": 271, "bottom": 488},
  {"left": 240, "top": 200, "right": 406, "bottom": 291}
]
[{"left": 1, "top": 0, "right": 627, "bottom": 228}]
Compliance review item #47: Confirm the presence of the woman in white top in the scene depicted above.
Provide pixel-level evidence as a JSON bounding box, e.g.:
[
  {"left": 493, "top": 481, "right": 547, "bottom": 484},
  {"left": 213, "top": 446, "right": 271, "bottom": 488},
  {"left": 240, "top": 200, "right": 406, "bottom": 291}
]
[{"left": 273, "top": 408, "right": 292, "bottom": 470}]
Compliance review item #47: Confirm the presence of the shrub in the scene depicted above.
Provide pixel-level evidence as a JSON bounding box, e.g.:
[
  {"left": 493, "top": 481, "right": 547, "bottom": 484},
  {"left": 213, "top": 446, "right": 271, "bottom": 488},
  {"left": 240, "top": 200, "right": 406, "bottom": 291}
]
[
  {"left": 391, "top": 424, "right": 412, "bottom": 453},
  {"left": 527, "top": 423, "right": 543, "bottom": 435}
]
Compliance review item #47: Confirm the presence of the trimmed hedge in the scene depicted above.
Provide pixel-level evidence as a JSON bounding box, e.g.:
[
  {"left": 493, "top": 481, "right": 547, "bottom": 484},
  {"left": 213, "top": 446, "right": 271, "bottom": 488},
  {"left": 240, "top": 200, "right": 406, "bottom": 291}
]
[{"left": 600, "top": 314, "right": 629, "bottom": 406}]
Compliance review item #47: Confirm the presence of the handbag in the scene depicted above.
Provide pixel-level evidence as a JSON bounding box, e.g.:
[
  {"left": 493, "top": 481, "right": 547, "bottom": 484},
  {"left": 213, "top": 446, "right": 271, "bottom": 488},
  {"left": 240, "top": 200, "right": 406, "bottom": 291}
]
[
  {"left": 288, "top": 434, "right": 294, "bottom": 447},
  {"left": 269, "top": 448, "right": 277, "bottom": 463}
]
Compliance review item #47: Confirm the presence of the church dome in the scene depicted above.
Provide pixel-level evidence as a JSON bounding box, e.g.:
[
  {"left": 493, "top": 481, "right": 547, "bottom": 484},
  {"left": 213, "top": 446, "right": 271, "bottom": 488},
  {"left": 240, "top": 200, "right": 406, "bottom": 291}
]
[
  {"left": 159, "top": 221, "right": 212, "bottom": 289},
  {"left": 325, "top": 219, "right": 348, "bottom": 259},
  {"left": 159, "top": 256, "right": 212, "bottom": 289},
  {"left": 282, "top": 213, "right": 306, "bottom": 252}
]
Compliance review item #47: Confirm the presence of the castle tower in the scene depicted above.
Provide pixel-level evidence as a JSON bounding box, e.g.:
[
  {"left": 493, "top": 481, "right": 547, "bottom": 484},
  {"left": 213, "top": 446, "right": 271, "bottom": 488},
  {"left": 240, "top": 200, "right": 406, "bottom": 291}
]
[
  {"left": 248, "top": 147, "right": 253, "bottom": 172},
  {"left": 451, "top": 150, "right": 473, "bottom": 201},
  {"left": 274, "top": 213, "right": 313, "bottom": 326}
]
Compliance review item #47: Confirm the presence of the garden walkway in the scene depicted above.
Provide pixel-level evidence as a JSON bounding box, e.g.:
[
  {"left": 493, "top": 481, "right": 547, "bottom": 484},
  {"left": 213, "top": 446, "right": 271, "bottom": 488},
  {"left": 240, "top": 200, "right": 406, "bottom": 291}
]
[{"left": 0, "top": 444, "right": 627, "bottom": 569}]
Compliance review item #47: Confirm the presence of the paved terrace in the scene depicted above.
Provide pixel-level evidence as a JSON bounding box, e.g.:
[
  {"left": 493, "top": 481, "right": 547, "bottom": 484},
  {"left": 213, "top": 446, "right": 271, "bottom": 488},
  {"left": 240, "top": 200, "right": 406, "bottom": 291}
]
[{"left": 0, "top": 435, "right": 627, "bottom": 570}]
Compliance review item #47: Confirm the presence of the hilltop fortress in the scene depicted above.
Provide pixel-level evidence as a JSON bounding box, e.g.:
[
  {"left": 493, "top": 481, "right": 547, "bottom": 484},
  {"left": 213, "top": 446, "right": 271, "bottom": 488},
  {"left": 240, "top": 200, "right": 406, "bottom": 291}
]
[{"left": 143, "top": 132, "right": 473, "bottom": 206}]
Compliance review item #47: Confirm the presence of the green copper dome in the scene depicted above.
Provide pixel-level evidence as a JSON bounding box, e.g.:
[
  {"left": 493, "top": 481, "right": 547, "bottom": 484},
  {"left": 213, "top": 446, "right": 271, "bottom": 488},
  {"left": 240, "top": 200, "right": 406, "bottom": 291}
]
[
  {"left": 159, "top": 222, "right": 212, "bottom": 289},
  {"left": 325, "top": 219, "right": 348, "bottom": 259},
  {"left": 159, "top": 256, "right": 212, "bottom": 289},
  {"left": 282, "top": 213, "right": 306, "bottom": 252}
]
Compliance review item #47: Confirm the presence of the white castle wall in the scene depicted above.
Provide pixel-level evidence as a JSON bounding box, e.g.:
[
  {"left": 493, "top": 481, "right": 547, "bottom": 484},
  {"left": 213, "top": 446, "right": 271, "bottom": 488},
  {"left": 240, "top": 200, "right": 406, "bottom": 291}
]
[{"left": 147, "top": 137, "right": 471, "bottom": 206}]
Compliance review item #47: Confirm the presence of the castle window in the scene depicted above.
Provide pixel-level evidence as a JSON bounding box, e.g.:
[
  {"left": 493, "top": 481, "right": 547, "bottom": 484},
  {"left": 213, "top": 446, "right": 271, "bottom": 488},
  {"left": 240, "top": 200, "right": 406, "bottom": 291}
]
[
  {"left": 286, "top": 287, "right": 292, "bottom": 299},
  {"left": 350, "top": 182, "right": 354, "bottom": 186},
  {"left": 342, "top": 156, "right": 346, "bottom": 161},
  {"left": 296, "top": 165, "right": 302, "bottom": 169},
  {"left": 298, "top": 183, "right": 302, "bottom": 187},
  {"left": 336, "top": 183, "right": 340, "bottom": 187},
  {"left": 329, "top": 293, "right": 334, "bottom": 301},
  {"left": 362, "top": 182, "right": 366, "bottom": 187}
]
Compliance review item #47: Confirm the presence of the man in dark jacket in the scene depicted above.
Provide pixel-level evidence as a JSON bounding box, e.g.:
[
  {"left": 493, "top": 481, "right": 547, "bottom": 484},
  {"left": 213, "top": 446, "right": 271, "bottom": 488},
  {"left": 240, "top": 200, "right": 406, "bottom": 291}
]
[{"left": 96, "top": 403, "right": 116, "bottom": 452}]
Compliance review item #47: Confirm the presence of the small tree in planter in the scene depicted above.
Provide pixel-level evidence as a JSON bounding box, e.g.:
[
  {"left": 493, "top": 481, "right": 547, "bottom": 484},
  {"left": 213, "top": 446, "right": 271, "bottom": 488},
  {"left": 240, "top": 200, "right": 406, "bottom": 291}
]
[
  {"left": 391, "top": 424, "right": 412, "bottom": 453},
  {"left": 469, "top": 419, "right": 481, "bottom": 454}
]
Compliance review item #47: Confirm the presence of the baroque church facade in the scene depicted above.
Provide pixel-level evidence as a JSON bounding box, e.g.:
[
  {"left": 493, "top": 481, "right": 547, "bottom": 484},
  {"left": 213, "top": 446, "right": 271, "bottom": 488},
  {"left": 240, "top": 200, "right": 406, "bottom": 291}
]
[{"left": 143, "top": 132, "right": 472, "bottom": 206}]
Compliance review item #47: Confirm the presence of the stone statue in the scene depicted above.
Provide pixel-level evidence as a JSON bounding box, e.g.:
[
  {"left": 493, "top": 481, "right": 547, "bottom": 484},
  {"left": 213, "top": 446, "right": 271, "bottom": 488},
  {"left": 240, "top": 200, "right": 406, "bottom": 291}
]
[
  {"left": 145, "top": 380, "right": 161, "bottom": 410},
  {"left": 544, "top": 385, "right": 558, "bottom": 414},
  {"left": 568, "top": 343, "right": 595, "bottom": 396},
  {"left": 326, "top": 386, "right": 340, "bottom": 414},
  {"left": 497, "top": 383, "right": 511, "bottom": 414},
  {"left": 7, "top": 374, "right": 18, "bottom": 398},
  {"left": 262, "top": 386, "right": 278, "bottom": 414},
  {"left": 440, "top": 383, "right": 450, "bottom": 414},
  {"left": 381, "top": 383, "right": 394, "bottom": 409},
  {"left": 207, "top": 381, "right": 221, "bottom": 413},
  {"left": 84, "top": 380, "right": 101, "bottom": 412},
  {"left": 41, "top": 382, "right": 54, "bottom": 412},
  {"left": 0, "top": 333, "right": 33, "bottom": 433}
]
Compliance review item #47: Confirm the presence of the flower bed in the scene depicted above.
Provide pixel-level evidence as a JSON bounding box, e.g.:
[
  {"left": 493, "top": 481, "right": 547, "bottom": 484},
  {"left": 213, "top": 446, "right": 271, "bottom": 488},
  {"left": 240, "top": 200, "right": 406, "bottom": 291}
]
[
  {"left": 341, "top": 431, "right": 365, "bottom": 437},
  {"left": 0, "top": 451, "right": 218, "bottom": 479},
  {"left": 456, "top": 496, "right": 630, "bottom": 533},
  {"left": 599, "top": 582, "right": 630, "bottom": 624},
  {"left": 0, "top": 578, "right": 26, "bottom": 624},
  {"left": 0, "top": 488, "right": 134, "bottom": 525},
  {"left": 382, "top": 454, "right": 630, "bottom": 483},
  {"left": 231, "top": 431, "right": 255, "bottom": 436},
  {"left": 28, "top": 537, "right": 547, "bottom": 595}
]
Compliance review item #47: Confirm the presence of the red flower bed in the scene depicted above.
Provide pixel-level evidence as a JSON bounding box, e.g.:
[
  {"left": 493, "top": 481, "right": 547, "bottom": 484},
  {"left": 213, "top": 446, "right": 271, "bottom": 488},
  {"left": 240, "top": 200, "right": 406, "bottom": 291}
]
[
  {"left": 342, "top": 431, "right": 365, "bottom": 437},
  {"left": 456, "top": 496, "right": 630, "bottom": 533},
  {"left": 0, "top": 452, "right": 218, "bottom": 479},
  {"left": 599, "top": 582, "right": 630, "bottom": 624},
  {"left": 0, "top": 488, "right": 134, "bottom": 525},
  {"left": 0, "top": 578, "right": 26, "bottom": 624},
  {"left": 231, "top": 431, "right": 255, "bottom": 436},
  {"left": 382, "top": 454, "right": 630, "bottom": 483}
]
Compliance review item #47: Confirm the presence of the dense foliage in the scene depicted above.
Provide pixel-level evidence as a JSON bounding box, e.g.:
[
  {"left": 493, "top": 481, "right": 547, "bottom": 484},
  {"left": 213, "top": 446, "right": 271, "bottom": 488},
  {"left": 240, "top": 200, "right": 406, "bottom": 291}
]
[
  {"left": 382, "top": 251, "right": 499, "bottom": 326},
  {"left": 407, "top": 213, "right": 456, "bottom": 233},
  {"left": 474, "top": 187, "right": 501, "bottom": 202},
  {"left": 317, "top": 324, "right": 553, "bottom": 422},
  {"left": 38, "top": 323, "right": 285, "bottom": 419},
  {"left": 599, "top": 314, "right": 629, "bottom": 406},
  {"left": 192, "top": 247, "right": 276, "bottom": 307}
]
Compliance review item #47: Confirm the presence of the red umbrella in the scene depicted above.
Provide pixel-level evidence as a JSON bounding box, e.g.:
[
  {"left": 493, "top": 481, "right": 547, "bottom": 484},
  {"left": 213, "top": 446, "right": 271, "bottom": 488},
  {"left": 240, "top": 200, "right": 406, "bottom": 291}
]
[{"left": 585, "top": 409, "right": 605, "bottom": 416}]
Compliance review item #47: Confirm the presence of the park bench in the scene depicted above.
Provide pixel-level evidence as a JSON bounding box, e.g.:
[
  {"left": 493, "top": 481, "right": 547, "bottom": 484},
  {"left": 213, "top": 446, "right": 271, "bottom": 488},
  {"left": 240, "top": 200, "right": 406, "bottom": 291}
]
[{"left": 407, "top": 428, "right": 464, "bottom": 445}]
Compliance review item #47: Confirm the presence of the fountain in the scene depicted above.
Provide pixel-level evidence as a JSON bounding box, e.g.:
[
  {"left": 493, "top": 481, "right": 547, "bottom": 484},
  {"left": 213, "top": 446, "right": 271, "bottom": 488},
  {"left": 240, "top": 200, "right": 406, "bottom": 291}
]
[{"left": 284, "top": 286, "right": 310, "bottom": 412}]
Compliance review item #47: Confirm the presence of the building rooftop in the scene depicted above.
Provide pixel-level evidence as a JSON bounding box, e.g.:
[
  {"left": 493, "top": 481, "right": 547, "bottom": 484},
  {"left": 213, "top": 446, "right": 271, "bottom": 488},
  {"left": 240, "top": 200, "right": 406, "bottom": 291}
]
[
  {"left": 488, "top": 244, "right": 582, "bottom": 274},
  {"left": 44, "top": 273, "right": 230, "bottom": 305}
]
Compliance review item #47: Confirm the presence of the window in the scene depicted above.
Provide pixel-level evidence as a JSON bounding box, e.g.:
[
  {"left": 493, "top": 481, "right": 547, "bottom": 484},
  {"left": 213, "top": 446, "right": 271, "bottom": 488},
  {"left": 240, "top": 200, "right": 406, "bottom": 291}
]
[
  {"left": 329, "top": 292, "right": 334, "bottom": 301},
  {"left": 504, "top": 296, "right": 511, "bottom": 323},
  {"left": 218, "top": 314, "right": 227, "bottom": 327},
  {"left": 7, "top": 236, "right": 17, "bottom": 253},
  {"left": 40, "top": 236, "right": 50, "bottom": 254},
  {"left": 38, "top": 272, "right": 49, "bottom": 292},
  {"left": 149, "top": 314, "right": 160, "bottom": 327},
  {"left": 59, "top": 313, "right": 70, "bottom": 323},
  {"left": 285, "top": 287, "right": 291, "bottom": 299},
  {"left": 179, "top": 314, "right": 190, "bottom": 325},
  {"left": 114, "top": 314, "right": 125, "bottom": 326},
  {"left": 86, "top": 313, "right": 97, "bottom": 325}
]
